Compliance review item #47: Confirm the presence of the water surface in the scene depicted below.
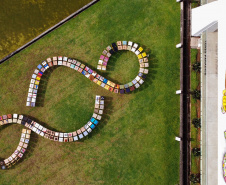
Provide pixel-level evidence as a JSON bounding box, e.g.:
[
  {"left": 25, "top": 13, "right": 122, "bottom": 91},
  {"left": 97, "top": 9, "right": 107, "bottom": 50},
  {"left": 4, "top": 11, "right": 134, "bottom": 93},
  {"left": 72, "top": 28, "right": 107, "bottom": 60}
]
[{"left": 0, "top": 0, "right": 92, "bottom": 59}]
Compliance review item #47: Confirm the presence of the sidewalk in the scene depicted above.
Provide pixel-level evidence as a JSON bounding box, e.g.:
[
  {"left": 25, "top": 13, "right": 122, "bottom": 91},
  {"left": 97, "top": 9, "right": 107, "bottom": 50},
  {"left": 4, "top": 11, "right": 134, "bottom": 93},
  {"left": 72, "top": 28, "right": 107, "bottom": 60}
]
[{"left": 201, "top": 31, "right": 218, "bottom": 184}]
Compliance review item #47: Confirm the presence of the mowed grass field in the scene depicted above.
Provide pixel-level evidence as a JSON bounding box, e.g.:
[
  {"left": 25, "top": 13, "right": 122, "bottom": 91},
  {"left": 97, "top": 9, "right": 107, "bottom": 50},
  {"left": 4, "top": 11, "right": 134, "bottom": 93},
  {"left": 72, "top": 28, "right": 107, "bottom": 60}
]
[{"left": 0, "top": 0, "right": 181, "bottom": 184}]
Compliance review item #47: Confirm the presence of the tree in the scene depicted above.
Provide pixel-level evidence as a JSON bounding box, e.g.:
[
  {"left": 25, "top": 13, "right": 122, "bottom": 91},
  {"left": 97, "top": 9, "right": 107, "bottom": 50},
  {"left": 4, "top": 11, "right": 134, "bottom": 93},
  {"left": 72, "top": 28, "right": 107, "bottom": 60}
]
[
  {"left": 192, "top": 118, "right": 201, "bottom": 128},
  {"left": 190, "top": 173, "right": 200, "bottom": 183},
  {"left": 192, "top": 89, "right": 201, "bottom": 100},
  {"left": 192, "top": 147, "right": 201, "bottom": 157},
  {"left": 192, "top": 62, "right": 201, "bottom": 73}
]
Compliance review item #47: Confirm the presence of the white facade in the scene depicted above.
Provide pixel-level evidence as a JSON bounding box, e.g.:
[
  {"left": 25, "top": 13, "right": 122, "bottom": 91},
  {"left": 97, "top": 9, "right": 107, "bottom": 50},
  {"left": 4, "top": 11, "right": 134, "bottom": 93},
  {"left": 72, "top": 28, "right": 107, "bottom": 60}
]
[{"left": 192, "top": 0, "right": 226, "bottom": 184}]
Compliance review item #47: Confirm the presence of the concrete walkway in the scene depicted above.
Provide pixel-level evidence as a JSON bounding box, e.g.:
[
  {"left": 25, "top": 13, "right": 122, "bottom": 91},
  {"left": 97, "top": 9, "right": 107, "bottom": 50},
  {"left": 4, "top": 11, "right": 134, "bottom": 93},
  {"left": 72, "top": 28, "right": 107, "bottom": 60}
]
[{"left": 201, "top": 31, "right": 218, "bottom": 184}]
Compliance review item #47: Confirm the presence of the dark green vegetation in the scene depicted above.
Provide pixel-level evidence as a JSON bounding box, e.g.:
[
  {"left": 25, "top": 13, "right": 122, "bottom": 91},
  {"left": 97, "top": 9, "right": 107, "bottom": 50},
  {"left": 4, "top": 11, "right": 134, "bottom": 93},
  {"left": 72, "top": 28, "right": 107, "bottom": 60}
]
[
  {"left": 0, "top": 0, "right": 180, "bottom": 184},
  {"left": 190, "top": 49, "right": 200, "bottom": 176},
  {"left": 0, "top": 0, "right": 92, "bottom": 59},
  {"left": 192, "top": 118, "right": 201, "bottom": 129},
  {"left": 190, "top": 173, "right": 200, "bottom": 184}
]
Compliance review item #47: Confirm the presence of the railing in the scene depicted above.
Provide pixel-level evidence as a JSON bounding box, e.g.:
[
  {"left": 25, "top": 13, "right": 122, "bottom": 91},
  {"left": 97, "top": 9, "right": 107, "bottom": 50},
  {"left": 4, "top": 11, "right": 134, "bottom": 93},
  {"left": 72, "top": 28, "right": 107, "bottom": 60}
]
[{"left": 179, "top": 0, "right": 191, "bottom": 184}]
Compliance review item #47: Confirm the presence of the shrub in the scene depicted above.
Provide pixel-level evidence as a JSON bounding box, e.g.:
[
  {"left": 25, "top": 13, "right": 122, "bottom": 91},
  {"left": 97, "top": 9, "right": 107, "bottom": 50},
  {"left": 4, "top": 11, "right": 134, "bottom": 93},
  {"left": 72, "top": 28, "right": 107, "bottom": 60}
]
[
  {"left": 192, "top": 62, "right": 200, "bottom": 73},
  {"left": 192, "top": 90, "right": 201, "bottom": 100},
  {"left": 192, "top": 147, "right": 201, "bottom": 157},
  {"left": 192, "top": 118, "right": 201, "bottom": 128},
  {"left": 190, "top": 173, "right": 200, "bottom": 183}
]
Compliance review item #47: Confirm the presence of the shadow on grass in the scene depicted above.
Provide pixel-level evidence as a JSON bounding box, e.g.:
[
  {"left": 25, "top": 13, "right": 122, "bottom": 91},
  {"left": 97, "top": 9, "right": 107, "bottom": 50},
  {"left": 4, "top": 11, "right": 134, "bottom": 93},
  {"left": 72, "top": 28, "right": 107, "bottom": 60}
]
[
  {"left": 86, "top": 96, "right": 113, "bottom": 140},
  {"left": 0, "top": 124, "right": 17, "bottom": 167},
  {"left": 35, "top": 66, "right": 60, "bottom": 107},
  {"left": 26, "top": 96, "right": 112, "bottom": 143},
  {"left": 95, "top": 47, "right": 158, "bottom": 91},
  {"left": 97, "top": 50, "right": 137, "bottom": 85},
  {"left": 134, "top": 51, "right": 158, "bottom": 94},
  {"left": 9, "top": 129, "right": 39, "bottom": 170},
  {"left": 24, "top": 114, "right": 61, "bottom": 132},
  {"left": 104, "top": 51, "right": 124, "bottom": 71},
  {"left": 0, "top": 124, "right": 11, "bottom": 132}
]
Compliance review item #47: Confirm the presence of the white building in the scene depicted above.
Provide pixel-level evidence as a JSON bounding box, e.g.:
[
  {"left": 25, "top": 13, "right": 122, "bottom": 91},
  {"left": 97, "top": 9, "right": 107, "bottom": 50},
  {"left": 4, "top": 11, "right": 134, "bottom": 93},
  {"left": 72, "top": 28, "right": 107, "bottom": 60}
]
[{"left": 191, "top": 0, "right": 226, "bottom": 184}]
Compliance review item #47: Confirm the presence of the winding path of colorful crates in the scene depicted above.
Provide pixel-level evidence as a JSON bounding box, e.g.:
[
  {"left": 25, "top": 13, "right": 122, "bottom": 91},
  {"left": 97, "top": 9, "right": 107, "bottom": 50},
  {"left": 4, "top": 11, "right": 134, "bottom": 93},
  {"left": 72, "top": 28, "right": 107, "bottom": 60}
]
[
  {"left": 0, "top": 41, "right": 149, "bottom": 170},
  {"left": 27, "top": 41, "right": 148, "bottom": 106},
  {"left": 0, "top": 95, "right": 104, "bottom": 169}
]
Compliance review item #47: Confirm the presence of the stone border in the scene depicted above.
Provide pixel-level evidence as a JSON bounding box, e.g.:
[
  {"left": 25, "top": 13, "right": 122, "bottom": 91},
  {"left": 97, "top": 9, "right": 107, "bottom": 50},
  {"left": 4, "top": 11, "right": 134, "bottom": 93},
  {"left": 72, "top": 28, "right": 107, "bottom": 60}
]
[{"left": 0, "top": 0, "right": 99, "bottom": 64}]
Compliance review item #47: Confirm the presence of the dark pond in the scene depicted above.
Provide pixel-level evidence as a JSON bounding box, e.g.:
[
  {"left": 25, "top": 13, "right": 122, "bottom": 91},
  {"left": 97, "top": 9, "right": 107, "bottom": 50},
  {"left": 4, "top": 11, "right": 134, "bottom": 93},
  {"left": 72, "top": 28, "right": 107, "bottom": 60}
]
[{"left": 0, "top": 0, "right": 92, "bottom": 59}]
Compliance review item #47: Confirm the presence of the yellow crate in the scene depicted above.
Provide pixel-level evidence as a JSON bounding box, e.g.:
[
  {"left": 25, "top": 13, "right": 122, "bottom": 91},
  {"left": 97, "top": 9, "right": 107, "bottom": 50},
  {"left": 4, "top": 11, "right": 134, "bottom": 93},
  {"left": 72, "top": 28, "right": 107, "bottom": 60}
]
[
  {"left": 104, "top": 85, "right": 110, "bottom": 90},
  {"left": 138, "top": 47, "right": 143, "bottom": 52},
  {"left": 97, "top": 80, "right": 102, "bottom": 86},
  {"left": 142, "top": 52, "right": 147, "bottom": 57},
  {"left": 138, "top": 54, "right": 143, "bottom": 59}
]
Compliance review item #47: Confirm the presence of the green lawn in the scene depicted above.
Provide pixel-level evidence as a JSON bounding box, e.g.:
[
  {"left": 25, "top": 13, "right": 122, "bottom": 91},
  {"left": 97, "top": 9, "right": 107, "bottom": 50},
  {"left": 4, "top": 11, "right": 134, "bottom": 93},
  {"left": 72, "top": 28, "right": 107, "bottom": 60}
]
[{"left": 0, "top": 0, "right": 181, "bottom": 184}]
